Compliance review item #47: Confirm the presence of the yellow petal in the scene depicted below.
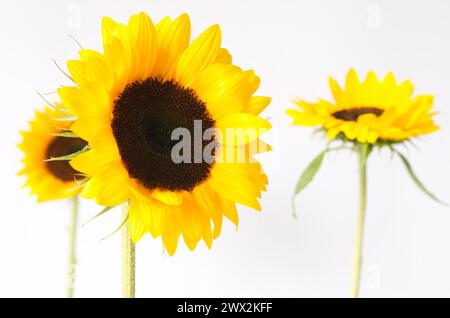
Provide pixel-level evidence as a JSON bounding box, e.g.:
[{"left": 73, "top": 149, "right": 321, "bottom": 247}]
[
  {"left": 71, "top": 116, "right": 110, "bottom": 142},
  {"left": 244, "top": 96, "right": 271, "bottom": 115},
  {"left": 192, "top": 183, "right": 223, "bottom": 239},
  {"left": 366, "top": 130, "right": 379, "bottom": 143},
  {"left": 151, "top": 189, "right": 183, "bottom": 206},
  {"left": 326, "top": 126, "right": 342, "bottom": 140},
  {"left": 128, "top": 188, "right": 167, "bottom": 239},
  {"left": 217, "top": 113, "right": 271, "bottom": 146},
  {"left": 215, "top": 48, "right": 232, "bottom": 64},
  {"left": 286, "top": 108, "right": 323, "bottom": 126},
  {"left": 192, "top": 64, "right": 255, "bottom": 119},
  {"left": 175, "top": 24, "right": 221, "bottom": 87},
  {"left": 162, "top": 209, "right": 181, "bottom": 256},
  {"left": 345, "top": 69, "right": 361, "bottom": 105},
  {"left": 209, "top": 163, "right": 262, "bottom": 210},
  {"left": 78, "top": 50, "right": 114, "bottom": 89},
  {"left": 222, "top": 198, "right": 239, "bottom": 227},
  {"left": 88, "top": 132, "right": 121, "bottom": 161},
  {"left": 80, "top": 161, "right": 130, "bottom": 206},
  {"left": 70, "top": 149, "right": 110, "bottom": 176},
  {"left": 57, "top": 83, "right": 111, "bottom": 119},
  {"left": 128, "top": 199, "right": 149, "bottom": 243},
  {"left": 329, "top": 76, "right": 345, "bottom": 105},
  {"left": 127, "top": 12, "right": 157, "bottom": 80},
  {"left": 103, "top": 36, "right": 130, "bottom": 97},
  {"left": 180, "top": 197, "right": 213, "bottom": 249},
  {"left": 67, "top": 60, "right": 89, "bottom": 85},
  {"left": 101, "top": 16, "right": 119, "bottom": 45},
  {"left": 155, "top": 14, "right": 191, "bottom": 79},
  {"left": 380, "top": 72, "right": 398, "bottom": 106},
  {"left": 360, "top": 71, "right": 379, "bottom": 106},
  {"left": 182, "top": 232, "right": 200, "bottom": 251}
]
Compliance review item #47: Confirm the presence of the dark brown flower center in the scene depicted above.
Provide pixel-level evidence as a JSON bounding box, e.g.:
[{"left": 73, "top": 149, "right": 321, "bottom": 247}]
[
  {"left": 45, "top": 136, "right": 87, "bottom": 182},
  {"left": 111, "top": 78, "right": 216, "bottom": 192},
  {"left": 332, "top": 107, "right": 384, "bottom": 121}
]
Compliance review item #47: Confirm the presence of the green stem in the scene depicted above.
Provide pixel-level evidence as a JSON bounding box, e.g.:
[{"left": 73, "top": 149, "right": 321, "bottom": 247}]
[
  {"left": 67, "top": 196, "right": 79, "bottom": 298},
  {"left": 351, "top": 143, "right": 369, "bottom": 298},
  {"left": 122, "top": 202, "right": 135, "bottom": 298}
]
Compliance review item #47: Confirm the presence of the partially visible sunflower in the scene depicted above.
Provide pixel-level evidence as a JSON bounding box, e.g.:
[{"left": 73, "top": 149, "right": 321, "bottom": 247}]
[
  {"left": 19, "top": 107, "right": 87, "bottom": 202},
  {"left": 58, "top": 12, "right": 271, "bottom": 255},
  {"left": 287, "top": 69, "right": 439, "bottom": 143}
]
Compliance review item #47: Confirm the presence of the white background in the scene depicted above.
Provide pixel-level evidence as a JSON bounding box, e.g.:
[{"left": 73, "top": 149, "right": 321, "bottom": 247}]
[{"left": 1, "top": 0, "right": 450, "bottom": 298}]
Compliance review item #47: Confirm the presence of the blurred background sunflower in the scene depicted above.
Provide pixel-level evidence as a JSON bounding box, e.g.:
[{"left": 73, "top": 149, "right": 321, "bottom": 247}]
[
  {"left": 19, "top": 107, "right": 86, "bottom": 202},
  {"left": 287, "top": 69, "right": 443, "bottom": 298},
  {"left": 287, "top": 69, "right": 439, "bottom": 144},
  {"left": 18, "top": 105, "right": 87, "bottom": 298}
]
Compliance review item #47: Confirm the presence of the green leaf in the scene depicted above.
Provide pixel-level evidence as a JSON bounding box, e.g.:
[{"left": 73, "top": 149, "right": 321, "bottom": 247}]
[
  {"left": 395, "top": 150, "right": 446, "bottom": 205},
  {"left": 292, "top": 149, "right": 327, "bottom": 218}
]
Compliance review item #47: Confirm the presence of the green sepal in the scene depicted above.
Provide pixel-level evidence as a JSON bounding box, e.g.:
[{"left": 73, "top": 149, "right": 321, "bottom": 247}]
[
  {"left": 49, "top": 131, "right": 78, "bottom": 138},
  {"left": 68, "top": 34, "right": 84, "bottom": 50},
  {"left": 64, "top": 176, "right": 90, "bottom": 193},
  {"left": 83, "top": 206, "right": 115, "bottom": 227},
  {"left": 47, "top": 115, "right": 77, "bottom": 122},
  {"left": 44, "top": 145, "right": 89, "bottom": 162},
  {"left": 36, "top": 90, "right": 73, "bottom": 116},
  {"left": 52, "top": 59, "right": 74, "bottom": 83},
  {"left": 100, "top": 210, "right": 129, "bottom": 241}
]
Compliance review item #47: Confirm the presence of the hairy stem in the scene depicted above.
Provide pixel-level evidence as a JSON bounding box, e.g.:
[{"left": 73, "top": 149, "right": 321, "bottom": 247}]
[
  {"left": 67, "top": 196, "right": 79, "bottom": 298},
  {"left": 122, "top": 202, "right": 135, "bottom": 298}
]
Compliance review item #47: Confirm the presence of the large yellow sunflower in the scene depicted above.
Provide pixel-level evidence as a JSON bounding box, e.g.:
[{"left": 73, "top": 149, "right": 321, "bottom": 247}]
[
  {"left": 287, "top": 69, "right": 439, "bottom": 143},
  {"left": 19, "top": 107, "right": 87, "bottom": 202},
  {"left": 58, "top": 12, "right": 271, "bottom": 255}
]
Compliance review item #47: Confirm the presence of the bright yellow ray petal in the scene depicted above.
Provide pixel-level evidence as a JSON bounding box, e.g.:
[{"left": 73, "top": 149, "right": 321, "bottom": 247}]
[
  {"left": 244, "top": 96, "right": 271, "bottom": 115},
  {"left": 162, "top": 209, "right": 181, "bottom": 256},
  {"left": 70, "top": 149, "right": 111, "bottom": 176},
  {"left": 193, "top": 64, "right": 257, "bottom": 119},
  {"left": 101, "top": 16, "right": 119, "bottom": 45},
  {"left": 175, "top": 24, "right": 222, "bottom": 87},
  {"left": 128, "top": 198, "right": 150, "bottom": 243},
  {"left": 217, "top": 113, "right": 271, "bottom": 146},
  {"left": 345, "top": 68, "right": 361, "bottom": 105},
  {"left": 209, "top": 163, "right": 262, "bottom": 210},
  {"left": 151, "top": 189, "right": 183, "bottom": 206},
  {"left": 80, "top": 161, "right": 130, "bottom": 206},
  {"left": 215, "top": 48, "right": 232, "bottom": 64},
  {"left": 192, "top": 183, "right": 223, "bottom": 239},
  {"left": 329, "top": 76, "right": 346, "bottom": 105},
  {"left": 155, "top": 14, "right": 191, "bottom": 79},
  {"left": 222, "top": 199, "right": 239, "bottom": 227},
  {"left": 127, "top": 12, "right": 157, "bottom": 81}
]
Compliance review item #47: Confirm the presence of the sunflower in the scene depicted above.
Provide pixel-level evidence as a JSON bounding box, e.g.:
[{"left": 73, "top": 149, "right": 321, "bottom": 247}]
[
  {"left": 287, "top": 69, "right": 439, "bottom": 144},
  {"left": 58, "top": 12, "right": 271, "bottom": 255},
  {"left": 287, "top": 69, "right": 442, "bottom": 298},
  {"left": 19, "top": 107, "right": 87, "bottom": 202}
]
